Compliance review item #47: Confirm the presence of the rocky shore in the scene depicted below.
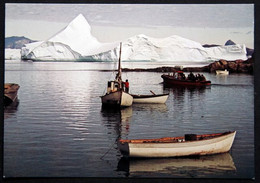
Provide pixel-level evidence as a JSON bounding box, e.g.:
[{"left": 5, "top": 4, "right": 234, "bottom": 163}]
[{"left": 122, "top": 56, "right": 254, "bottom": 74}]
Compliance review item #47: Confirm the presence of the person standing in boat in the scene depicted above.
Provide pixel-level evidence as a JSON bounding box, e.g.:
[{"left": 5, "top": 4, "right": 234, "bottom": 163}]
[{"left": 123, "top": 79, "right": 129, "bottom": 93}]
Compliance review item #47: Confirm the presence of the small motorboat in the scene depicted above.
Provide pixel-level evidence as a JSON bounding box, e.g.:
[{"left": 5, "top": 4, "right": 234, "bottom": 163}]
[
  {"left": 161, "top": 72, "right": 211, "bottom": 87},
  {"left": 216, "top": 69, "right": 229, "bottom": 75},
  {"left": 131, "top": 91, "right": 169, "bottom": 104},
  {"left": 118, "top": 131, "right": 236, "bottom": 158}
]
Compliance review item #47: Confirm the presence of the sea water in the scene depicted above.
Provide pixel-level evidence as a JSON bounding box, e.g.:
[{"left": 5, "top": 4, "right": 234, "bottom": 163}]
[{"left": 4, "top": 60, "right": 254, "bottom": 178}]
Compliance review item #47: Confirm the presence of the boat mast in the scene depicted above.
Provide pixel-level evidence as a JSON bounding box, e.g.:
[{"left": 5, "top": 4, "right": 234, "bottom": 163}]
[{"left": 116, "top": 42, "right": 122, "bottom": 85}]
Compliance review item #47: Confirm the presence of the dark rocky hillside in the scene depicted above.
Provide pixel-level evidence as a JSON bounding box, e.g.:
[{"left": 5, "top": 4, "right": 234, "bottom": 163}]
[
  {"left": 5, "top": 36, "right": 36, "bottom": 49},
  {"left": 122, "top": 55, "right": 254, "bottom": 74},
  {"left": 183, "top": 56, "right": 254, "bottom": 74}
]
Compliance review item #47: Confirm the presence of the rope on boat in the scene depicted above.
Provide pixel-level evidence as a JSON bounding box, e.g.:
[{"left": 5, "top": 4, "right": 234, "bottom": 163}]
[
  {"left": 100, "top": 142, "right": 114, "bottom": 160},
  {"left": 100, "top": 134, "right": 120, "bottom": 160}
]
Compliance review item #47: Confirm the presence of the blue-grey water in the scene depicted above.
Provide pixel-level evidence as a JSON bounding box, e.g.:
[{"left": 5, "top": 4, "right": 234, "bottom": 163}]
[{"left": 4, "top": 60, "right": 254, "bottom": 178}]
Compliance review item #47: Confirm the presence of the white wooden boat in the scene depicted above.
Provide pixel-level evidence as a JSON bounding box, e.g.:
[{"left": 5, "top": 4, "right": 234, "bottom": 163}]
[
  {"left": 131, "top": 92, "right": 169, "bottom": 104},
  {"left": 101, "top": 43, "right": 133, "bottom": 107},
  {"left": 4, "top": 83, "right": 20, "bottom": 106},
  {"left": 118, "top": 131, "right": 236, "bottom": 158},
  {"left": 216, "top": 69, "right": 229, "bottom": 75}
]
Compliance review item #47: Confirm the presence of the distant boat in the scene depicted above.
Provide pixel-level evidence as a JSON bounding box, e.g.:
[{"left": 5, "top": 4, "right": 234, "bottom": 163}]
[
  {"left": 4, "top": 83, "right": 20, "bottom": 107},
  {"left": 101, "top": 43, "right": 133, "bottom": 107},
  {"left": 161, "top": 72, "right": 211, "bottom": 86},
  {"left": 216, "top": 69, "right": 229, "bottom": 75},
  {"left": 118, "top": 131, "right": 236, "bottom": 158},
  {"left": 131, "top": 91, "right": 169, "bottom": 104}
]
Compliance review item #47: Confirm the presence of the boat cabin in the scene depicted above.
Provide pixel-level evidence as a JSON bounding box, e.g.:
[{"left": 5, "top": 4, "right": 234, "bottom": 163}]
[{"left": 106, "top": 81, "right": 121, "bottom": 94}]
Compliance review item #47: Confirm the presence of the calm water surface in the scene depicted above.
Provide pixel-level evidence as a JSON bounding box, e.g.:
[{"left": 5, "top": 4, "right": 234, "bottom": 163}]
[{"left": 4, "top": 60, "right": 254, "bottom": 178}]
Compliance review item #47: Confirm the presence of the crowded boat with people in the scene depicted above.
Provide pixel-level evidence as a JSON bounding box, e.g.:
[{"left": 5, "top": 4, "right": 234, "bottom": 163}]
[{"left": 161, "top": 71, "right": 211, "bottom": 86}]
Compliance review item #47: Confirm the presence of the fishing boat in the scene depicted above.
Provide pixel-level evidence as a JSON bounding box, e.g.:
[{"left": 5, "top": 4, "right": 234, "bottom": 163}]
[
  {"left": 161, "top": 72, "right": 211, "bottom": 86},
  {"left": 118, "top": 131, "right": 236, "bottom": 158},
  {"left": 4, "top": 83, "right": 20, "bottom": 107},
  {"left": 131, "top": 91, "right": 169, "bottom": 104},
  {"left": 101, "top": 43, "right": 133, "bottom": 107},
  {"left": 216, "top": 69, "right": 229, "bottom": 75}
]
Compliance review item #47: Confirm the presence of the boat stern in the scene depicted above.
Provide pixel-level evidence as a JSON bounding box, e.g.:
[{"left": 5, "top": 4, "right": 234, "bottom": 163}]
[
  {"left": 121, "top": 92, "right": 133, "bottom": 107},
  {"left": 118, "top": 140, "right": 130, "bottom": 157}
]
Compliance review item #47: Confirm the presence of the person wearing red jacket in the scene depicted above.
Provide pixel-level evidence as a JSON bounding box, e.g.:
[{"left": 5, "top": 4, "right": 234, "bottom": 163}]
[{"left": 123, "top": 79, "right": 129, "bottom": 93}]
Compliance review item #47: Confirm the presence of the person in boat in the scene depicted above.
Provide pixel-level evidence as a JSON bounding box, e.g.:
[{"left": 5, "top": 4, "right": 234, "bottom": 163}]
[
  {"left": 195, "top": 74, "right": 201, "bottom": 81},
  {"left": 177, "top": 73, "right": 182, "bottom": 80},
  {"left": 200, "top": 74, "right": 206, "bottom": 81},
  {"left": 123, "top": 79, "right": 129, "bottom": 93},
  {"left": 181, "top": 73, "right": 186, "bottom": 80},
  {"left": 177, "top": 71, "right": 186, "bottom": 80},
  {"left": 112, "top": 83, "right": 119, "bottom": 92},
  {"left": 174, "top": 72, "right": 178, "bottom": 79},
  {"left": 188, "top": 72, "right": 196, "bottom": 81}
]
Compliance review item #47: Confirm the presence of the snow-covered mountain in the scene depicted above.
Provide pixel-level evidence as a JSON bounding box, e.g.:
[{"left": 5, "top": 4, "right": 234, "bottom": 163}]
[{"left": 20, "top": 14, "right": 248, "bottom": 62}]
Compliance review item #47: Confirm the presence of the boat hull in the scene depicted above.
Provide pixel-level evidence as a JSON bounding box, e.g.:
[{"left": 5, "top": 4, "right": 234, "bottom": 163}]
[
  {"left": 118, "top": 131, "right": 236, "bottom": 158},
  {"left": 4, "top": 83, "right": 20, "bottom": 106},
  {"left": 101, "top": 90, "right": 133, "bottom": 107},
  {"left": 131, "top": 94, "right": 169, "bottom": 104},
  {"left": 216, "top": 70, "right": 229, "bottom": 75},
  {"left": 161, "top": 74, "right": 211, "bottom": 86}
]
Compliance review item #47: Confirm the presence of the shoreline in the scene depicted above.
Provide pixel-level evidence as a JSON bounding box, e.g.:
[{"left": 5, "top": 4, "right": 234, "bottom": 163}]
[{"left": 121, "top": 57, "right": 254, "bottom": 74}]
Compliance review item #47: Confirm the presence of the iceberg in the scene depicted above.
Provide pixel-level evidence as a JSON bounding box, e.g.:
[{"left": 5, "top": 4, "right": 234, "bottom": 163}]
[
  {"left": 21, "top": 14, "right": 118, "bottom": 61},
  {"left": 21, "top": 14, "right": 248, "bottom": 62},
  {"left": 83, "top": 34, "right": 247, "bottom": 62},
  {"left": 5, "top": 48, "right": 21, "bottom": 60},
  {"left": 205, "top": 44, "right": 247, "bottom": 61},
  {"left": 23, "top": 41, "right": 82, "bottom": 61}
]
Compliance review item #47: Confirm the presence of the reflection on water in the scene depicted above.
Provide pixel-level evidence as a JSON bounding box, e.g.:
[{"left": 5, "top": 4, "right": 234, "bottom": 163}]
[
  {"left": 119, "top": 107, "right": 133, "bottom": 123},
  {"left": 4, "top": 98, "right": 19, "bottom": 119},
  {"left": 132, "top": 103, "right": 168, "bottom": 113},
  {"left": 117, "top": 153, "right": 236, "bottom": 178},
  {"left": 163, "top": 84, "right": 208, "bottom": 95},
  {"left": 101, "top": 104, "right": 168, "bottom": 138},
  {"left": 163, "top": 84, "right": 208, "bottom": 102},
  {"left": 216, "top": 74, "right": 228, "bottom": 83}
]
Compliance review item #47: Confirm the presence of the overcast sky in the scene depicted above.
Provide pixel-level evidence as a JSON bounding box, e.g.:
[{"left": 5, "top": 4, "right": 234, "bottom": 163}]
[{"left": 5, "top": 3, "right": 254, "bottom": 47}]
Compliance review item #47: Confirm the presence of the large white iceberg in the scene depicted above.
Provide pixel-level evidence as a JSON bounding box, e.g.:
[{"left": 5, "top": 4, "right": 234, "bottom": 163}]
[
  {"left": 83, "top": 34, "right": 247, "bottom": 62},
  {"left": 21, "top": 14, "right": 248, "bottom": 62},
  {"left": 21, "top": 14, "right": 118, "bottom": 61},
  {"left": 5, "top": 48, "right": 21, "bottom": 60}
]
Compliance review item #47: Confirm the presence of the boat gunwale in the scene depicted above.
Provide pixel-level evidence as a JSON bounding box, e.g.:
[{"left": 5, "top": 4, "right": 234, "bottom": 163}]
[
  {"left": 119, "top": 131, "right": 235, "bottom": 144},
  {"left": 131, "top": 93, "right": 169, "bottom": 99}
]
